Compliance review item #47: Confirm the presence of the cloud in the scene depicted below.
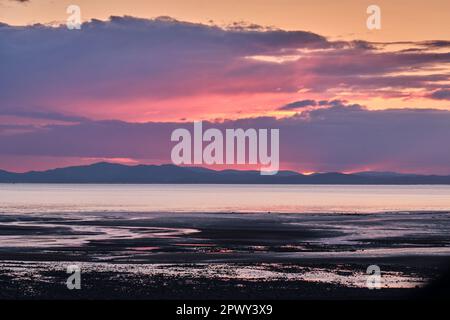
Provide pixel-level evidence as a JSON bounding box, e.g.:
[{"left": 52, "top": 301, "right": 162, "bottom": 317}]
[
  {"left": 279, "top": 99, "right": 362, "bottom": 111},
  {"left": 0, "top": 16, "right": 448, "bottom": 121},
  {"left": 0, "top": 108, "right": 89, "bottom": 123},
  {"left": 1, "top": 106, "right": 450, "bottom": 174},
  {"left": 278, "top": 99, "right": 317, "bottom": 110},
  {"left": 429, "top": 89, "right": 450, "bottom": 100},
  {"left": 0, "top": 16, "right": 449, "bottom": 173},
  {"left": 419, "top": 40, "right": 450, "bottom": 48}
]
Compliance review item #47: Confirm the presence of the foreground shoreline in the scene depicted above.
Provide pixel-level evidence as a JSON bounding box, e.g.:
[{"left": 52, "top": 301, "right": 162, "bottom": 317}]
[
  {"left": 1, "top": 210, "right": 450, "bottom": 299},
  {"left": 1, "top": 257, "right": 448, "bottom": 299},
  {"left": 0, "top": 262, "right": 427, "bottom": 300}
]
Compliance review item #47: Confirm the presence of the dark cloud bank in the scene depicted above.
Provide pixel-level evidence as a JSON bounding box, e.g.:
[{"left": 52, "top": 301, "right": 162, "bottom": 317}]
[
  {"left": 0, "top": 16, "right": 449, "bottom": 110},
  {"left": 1, "top": 105, "right": 450, "bottom": 174}
]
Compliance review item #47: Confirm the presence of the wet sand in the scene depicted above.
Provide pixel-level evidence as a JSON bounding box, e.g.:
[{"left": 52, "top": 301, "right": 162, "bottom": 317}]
[{"left": 1, "top": 211, "right": 450, "bottom": 299}]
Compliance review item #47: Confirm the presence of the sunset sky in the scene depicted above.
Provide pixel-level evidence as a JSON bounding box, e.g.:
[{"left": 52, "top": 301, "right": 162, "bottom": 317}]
[{"left": 0, "top": 0, "right": 449, "bottom": 173}]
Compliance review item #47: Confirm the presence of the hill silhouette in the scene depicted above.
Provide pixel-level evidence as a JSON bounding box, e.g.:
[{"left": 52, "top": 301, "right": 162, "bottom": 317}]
[{"left": 1, "top": 162, "right": 450, "bottom": 184}]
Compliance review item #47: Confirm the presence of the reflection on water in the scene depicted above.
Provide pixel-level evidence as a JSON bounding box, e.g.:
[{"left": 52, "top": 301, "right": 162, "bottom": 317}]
[
  {"left": 0, "top": 261, "right": 427, "bottom": 289},
  {"left": 1, "top": 184, "right": 450, "bottom": 294},
  {"left": 2, "top": 184, "right": 450, "bottom": 214}
]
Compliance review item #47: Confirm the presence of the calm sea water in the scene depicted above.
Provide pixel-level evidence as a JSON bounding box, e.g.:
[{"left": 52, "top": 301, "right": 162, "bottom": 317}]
[{"left": 1, "top": 184, "right": 450, "bottom": 214}]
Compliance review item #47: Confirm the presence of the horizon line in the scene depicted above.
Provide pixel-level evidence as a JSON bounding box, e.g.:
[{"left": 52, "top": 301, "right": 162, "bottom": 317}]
[{"left": 1, "top": 161, "right": 447, "bottom": 177}]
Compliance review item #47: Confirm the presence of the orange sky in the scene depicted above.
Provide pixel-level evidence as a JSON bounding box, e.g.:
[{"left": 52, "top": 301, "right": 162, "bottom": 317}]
[{"left": 1, "top": 0, "right": 449, "bottom": 42}]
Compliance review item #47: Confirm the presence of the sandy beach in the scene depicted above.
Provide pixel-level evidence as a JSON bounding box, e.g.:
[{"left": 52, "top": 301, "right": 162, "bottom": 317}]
[{"left": 1, "top": 210, "right": 450, "bottom": 299}]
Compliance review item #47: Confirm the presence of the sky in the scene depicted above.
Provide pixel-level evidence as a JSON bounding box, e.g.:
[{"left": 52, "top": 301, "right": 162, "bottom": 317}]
[{"left": 0, "top": 0, "right": 449, "bottom": 173}]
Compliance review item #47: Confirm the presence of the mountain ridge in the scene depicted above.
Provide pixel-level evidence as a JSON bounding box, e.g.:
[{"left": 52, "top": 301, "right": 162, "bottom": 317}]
[{"left": 1, "top": 162, "right": 449, "bottom": 184}]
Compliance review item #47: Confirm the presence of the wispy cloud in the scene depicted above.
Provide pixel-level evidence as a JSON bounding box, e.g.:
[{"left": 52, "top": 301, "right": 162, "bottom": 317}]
[
  {"left": 429, "top": 89, "right": 450, "bottom": 100},
  {"left": 278, "top": 100, "right": 317, "bottom": 110}
]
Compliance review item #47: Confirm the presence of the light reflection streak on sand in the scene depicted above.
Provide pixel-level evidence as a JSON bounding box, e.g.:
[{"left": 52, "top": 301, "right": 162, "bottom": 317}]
[
  {"left": 0, "top": 219, "right": 199, "bottom": 248},
  {"left": 0, "top": 260, "right": 427, "bottom": 289}
]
